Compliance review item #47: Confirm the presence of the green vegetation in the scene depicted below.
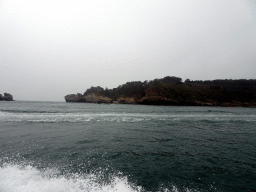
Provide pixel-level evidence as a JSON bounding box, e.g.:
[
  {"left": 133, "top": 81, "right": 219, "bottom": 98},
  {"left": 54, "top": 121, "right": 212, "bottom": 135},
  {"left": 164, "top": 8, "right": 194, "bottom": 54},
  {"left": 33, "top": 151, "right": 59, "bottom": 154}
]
[{"left": 83, "top": 76, "right": 256, "bottom": 106}]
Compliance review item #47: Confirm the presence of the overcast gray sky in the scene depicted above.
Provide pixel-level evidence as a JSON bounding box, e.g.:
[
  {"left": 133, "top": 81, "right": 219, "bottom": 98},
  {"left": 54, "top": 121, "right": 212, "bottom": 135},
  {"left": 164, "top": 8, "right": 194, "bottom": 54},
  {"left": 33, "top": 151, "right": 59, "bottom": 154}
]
[{"left": 0, "top": 0, "right": 256, "bottom": 101}]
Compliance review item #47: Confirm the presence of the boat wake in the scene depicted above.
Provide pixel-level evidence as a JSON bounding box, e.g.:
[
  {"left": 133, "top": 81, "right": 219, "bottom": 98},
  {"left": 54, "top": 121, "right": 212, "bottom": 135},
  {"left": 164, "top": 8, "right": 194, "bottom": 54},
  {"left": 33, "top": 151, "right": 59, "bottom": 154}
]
[
  {"left": 0, "top": 163, "right": 201, "bottom": 192},
  {"left": 0, "top": 163, "right": 142, "bottom": 192}
]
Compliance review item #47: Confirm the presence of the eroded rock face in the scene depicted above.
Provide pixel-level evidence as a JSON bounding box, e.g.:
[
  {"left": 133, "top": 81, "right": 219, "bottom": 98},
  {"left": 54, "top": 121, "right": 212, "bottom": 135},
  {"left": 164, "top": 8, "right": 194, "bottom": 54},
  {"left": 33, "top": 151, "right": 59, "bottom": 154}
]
[
  {"left": 64, "top": 93, "right": 86, "bottom": 102},
  {"left": 116, "top": 97, "right": 136, "bottom": 104},
  {"left": 85, "top": 94, "right": 112, "bottom": 103},
  {"left": 65, "top": 93, "right": 112, "bottom": 103},
  {"left": 84, "top": 94, "right": 100, "bottom": 103},
  {"left": 138, "top": 96, "right": 178, "bottom": 105},
  {"left": 65, "top": 94, "right": 78, "bottom": 102},
  {"left": 98, "top": 95, "right": 112, "bottom": 103},
  {"left": 0, "top": 93, "right": 14, "bottom": 101}
]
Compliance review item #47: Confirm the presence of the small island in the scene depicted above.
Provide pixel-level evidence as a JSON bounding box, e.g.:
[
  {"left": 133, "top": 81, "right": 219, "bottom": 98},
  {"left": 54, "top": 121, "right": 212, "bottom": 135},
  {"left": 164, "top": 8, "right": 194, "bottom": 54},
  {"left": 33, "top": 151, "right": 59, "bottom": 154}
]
[
  {"left": 0, "top": 93, "right": 14, "bottom": 101},
  {"left": 65, "top": 76, "right": 256, "bottom": 107}
]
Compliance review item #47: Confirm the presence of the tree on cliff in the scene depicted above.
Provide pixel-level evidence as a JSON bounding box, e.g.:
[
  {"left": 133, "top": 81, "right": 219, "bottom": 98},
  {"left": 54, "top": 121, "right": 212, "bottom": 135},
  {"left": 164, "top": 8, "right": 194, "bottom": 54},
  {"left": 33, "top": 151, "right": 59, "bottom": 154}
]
[{"left": 84, "top": 86, "right": 104, "bottom": 96}]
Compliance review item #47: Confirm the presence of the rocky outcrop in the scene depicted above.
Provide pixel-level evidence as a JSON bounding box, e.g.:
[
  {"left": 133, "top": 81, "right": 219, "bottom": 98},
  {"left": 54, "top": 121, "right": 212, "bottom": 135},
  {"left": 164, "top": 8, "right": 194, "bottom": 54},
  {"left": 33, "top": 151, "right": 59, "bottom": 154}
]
[
  {"left": 116, "top": 97, "right": 137, "bottom": 104},
  {"left": 64, "top": 93, "right": 86, "bottom": 102},
  {"left": 138, "top": 96, "right": 179, "bottom": 105},
  {"left": 0, "top": 93, "right": 14, "bottom": 101},
  {"left": 65, "top": 93, "right": 112, "bottom": 103},
  {"left": 85, "top": 94, "right": 112, "bottom": 103}
]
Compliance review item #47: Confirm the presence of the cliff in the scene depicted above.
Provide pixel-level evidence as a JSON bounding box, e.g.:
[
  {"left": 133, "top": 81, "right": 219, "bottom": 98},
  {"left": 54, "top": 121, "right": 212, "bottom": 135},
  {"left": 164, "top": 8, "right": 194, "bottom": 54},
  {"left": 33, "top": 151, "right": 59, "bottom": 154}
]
[
  {"left": 65, "top": 93, "right": 112, "bottom": 103},
  {"left": 64, "top": 93, "right": 86, "bottom": 102},
  {"left": 0, "top": 93, "right": 14, "bottom": 101},
  {"left": 116, "top": 97, "right": 136, "bottom": 104}
]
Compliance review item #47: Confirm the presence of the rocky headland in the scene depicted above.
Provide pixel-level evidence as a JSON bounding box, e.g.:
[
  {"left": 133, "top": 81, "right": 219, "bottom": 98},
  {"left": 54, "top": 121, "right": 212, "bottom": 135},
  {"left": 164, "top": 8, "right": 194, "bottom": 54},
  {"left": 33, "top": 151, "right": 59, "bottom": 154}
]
[
  {"left": 65, "top": 93, "right": 112, "bottom": 104},
  {"left": 65, "top": 77, "right": 256, "bottom": 107},
  {"left": 0, "top": 93, "right": 14, "bottom": 101}
]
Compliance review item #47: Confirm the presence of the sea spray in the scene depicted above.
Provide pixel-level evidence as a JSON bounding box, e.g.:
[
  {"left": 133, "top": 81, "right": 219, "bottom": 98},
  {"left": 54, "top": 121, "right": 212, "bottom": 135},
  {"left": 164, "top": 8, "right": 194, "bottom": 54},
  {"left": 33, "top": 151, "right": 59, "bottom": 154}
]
[{"left": 0, "top": 164, "right": 143, "bottom": 192}]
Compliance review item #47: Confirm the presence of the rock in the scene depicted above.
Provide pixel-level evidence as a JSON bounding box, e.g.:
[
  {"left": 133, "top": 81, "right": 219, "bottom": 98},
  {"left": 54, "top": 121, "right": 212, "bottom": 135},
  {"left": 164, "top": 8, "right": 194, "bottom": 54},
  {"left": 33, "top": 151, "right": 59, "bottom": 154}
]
[
  {"left": 0, "top": 94, "right": 4, "bottom": 101},
  {"left": 65, "top": 94, "right": 79, "bottom": 102},
  {"left": 3, "top": 93, "right": 13, "bottom": 101},
  {"left": 77, "top": 93, "right": 87, "bottom": 102},
  {"left": 65, "top": 93, "right": 112, "bottom": 103},
  {"left": 85, "top": 94, "right": 112, "bottom": 103},
  {"left": 138, "top": 96, "right": 178, "bottom": 105},
  {"left": 65, "top": 93, "right": 86, "bottom": 102},
  {"left": 116, "top": 97, "right": 136, "bottom": 104},
  {"left": 84, "top": 94, "right": 100, "bottom": 103},
  {"left": 98, "top": 95, "right": 113, "bottom": 103}
]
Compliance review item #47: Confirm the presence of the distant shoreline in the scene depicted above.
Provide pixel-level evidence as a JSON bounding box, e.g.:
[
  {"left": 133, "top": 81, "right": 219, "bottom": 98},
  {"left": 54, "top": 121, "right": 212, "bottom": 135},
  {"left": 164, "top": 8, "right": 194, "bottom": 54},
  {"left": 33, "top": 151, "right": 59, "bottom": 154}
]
[
  {"left": 65, "top": 100, "right": 256, "bottom": 108},
  {"left": 65, "top": 76, "right": 256, "bottom": 107}
]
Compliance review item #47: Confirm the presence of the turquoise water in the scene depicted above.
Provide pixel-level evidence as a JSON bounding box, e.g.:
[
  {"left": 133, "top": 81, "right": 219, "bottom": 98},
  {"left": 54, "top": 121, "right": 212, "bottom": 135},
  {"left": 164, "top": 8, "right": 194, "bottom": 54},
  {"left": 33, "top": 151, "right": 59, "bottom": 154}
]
[{"left": 0, "top": 101, "right": 255, "bottom": 191}]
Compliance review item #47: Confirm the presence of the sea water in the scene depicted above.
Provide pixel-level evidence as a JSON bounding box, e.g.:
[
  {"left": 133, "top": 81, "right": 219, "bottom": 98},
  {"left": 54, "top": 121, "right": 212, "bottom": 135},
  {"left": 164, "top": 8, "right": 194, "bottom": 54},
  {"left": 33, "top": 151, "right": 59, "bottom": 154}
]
[{"left": 0, "top": 101, "right": 255, "bottom": 192}]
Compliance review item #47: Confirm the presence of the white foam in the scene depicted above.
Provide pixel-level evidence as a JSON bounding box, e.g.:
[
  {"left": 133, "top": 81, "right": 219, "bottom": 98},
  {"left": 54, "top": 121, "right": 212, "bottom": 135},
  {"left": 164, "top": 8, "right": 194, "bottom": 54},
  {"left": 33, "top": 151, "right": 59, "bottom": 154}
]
[
  {"left": 1, "top": 110, "right": 254, "bottom": 123},
  {"left": 0, "top": 164, "right": 142, "bottom": 192}
]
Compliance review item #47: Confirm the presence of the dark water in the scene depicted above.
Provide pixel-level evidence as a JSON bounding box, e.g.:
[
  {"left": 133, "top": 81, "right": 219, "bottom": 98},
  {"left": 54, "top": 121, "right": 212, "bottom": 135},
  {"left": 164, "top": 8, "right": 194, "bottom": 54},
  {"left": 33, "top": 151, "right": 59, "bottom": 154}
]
[{"left": 0, "top": 101, "right": 256, "bottom": 192}]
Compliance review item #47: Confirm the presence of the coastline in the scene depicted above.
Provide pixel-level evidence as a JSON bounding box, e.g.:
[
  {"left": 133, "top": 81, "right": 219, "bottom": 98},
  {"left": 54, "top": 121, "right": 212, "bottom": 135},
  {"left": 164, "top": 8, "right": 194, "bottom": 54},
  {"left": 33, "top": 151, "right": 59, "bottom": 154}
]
[
  {"left": 65, "top": 98, "right": 256, "bottom": 107},
  {"left": 64, "top": 76, "right": 256, "bottom": 107}
]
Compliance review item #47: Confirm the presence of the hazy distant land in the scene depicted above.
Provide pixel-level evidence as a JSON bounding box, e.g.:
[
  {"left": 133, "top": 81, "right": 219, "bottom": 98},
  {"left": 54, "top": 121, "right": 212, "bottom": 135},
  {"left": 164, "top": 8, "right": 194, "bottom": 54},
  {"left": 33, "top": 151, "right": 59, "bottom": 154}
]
[{"left": 65, "top": 76, "right": 256, "bottom": 107}]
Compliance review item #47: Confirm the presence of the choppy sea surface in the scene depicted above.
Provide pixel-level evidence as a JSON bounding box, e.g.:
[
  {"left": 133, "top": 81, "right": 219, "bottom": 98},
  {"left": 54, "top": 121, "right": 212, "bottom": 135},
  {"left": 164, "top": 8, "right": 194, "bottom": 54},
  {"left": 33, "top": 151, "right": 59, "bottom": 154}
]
[{"left": 0, "top": 101, "right": 255, "bottom": 192}]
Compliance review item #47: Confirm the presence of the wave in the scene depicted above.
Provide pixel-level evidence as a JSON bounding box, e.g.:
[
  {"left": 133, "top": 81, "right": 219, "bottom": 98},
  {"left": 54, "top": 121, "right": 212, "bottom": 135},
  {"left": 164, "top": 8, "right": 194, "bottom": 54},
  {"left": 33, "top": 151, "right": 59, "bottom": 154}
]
[
  {"left": 0, "top": 109, "right": 63, "bottom": 114},
  {"left": 0, "top": 110, "right": 255, "bottom": 123},
  {"left": 0, "top": 108, "right": 237, "bottom": 115},
  {"left": 0, "top": 164, "right": 142, "bottom": 192},
  {"left": 0, "top": 163, "right": 199, "bottom": 192},
  {"left": 166, "top": 109, "right": 235, "bottom": 114}
]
